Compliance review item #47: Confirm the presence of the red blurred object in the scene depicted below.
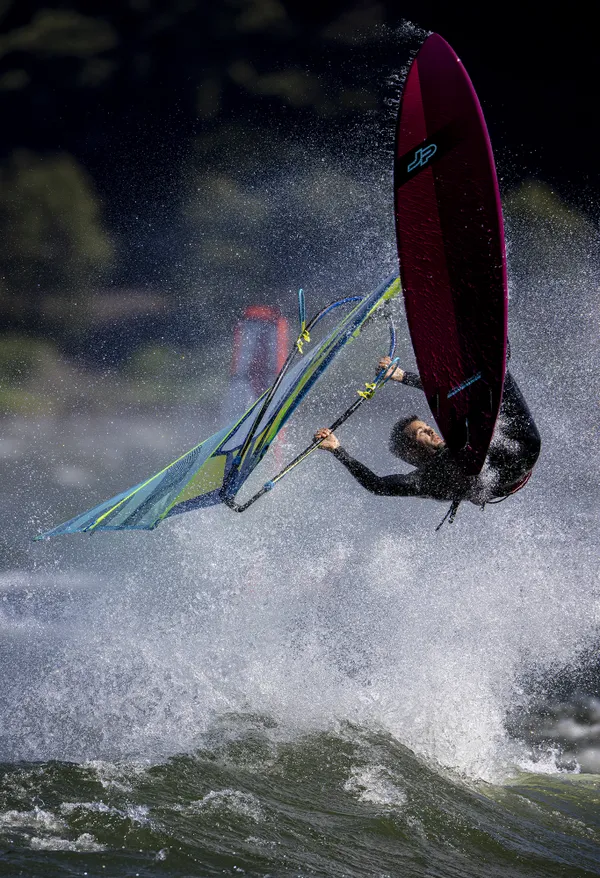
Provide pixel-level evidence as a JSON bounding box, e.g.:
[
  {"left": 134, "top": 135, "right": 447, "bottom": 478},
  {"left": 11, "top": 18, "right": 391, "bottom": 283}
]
[{"left": 222, "top": 305, "right": 289, "bottom": 426}]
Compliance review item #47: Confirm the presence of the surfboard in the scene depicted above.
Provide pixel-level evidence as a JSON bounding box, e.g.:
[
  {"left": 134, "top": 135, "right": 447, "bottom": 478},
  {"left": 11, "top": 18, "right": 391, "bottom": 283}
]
[{"left": 394, "top": 33, "right": 507, "bottom": 475}]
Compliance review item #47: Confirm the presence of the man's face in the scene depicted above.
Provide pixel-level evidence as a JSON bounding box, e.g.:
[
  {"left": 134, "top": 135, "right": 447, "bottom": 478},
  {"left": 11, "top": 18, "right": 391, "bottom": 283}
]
[{"left": 404, "top": 419, "right": 444, "bottom": 457}]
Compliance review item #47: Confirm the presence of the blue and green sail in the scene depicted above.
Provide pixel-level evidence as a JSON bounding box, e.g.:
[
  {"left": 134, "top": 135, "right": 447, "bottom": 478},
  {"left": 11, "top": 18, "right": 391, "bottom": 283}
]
[{"left": 35, "top": 275, "right": 400, "bottom": 538}]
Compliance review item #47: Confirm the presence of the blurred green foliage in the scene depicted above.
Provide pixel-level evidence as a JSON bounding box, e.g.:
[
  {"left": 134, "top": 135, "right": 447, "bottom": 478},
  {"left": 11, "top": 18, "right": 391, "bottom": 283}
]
[
  {"left": 504, "top": 180, "right": 595, "bottom": 238},
  {"left": 0, "top": 150, "right": 113, "bottom": 317},
  {"left": 0, "top": 9, "right": 116, "bottom": 60},
  {"left": 0, "top": 0, "right": 407, "bottom": 343},
  {"left": 0, "top": 334, "right": 62, "bottom": 414},
  {"left": 124, "top": 343, "right": 175, "bottom": 382},
  {"left": 121, "top": 341, "right": 230, "bottom": 407},
  {"left": 0, "top": 334, "right": 60, "bottom": 385},
  {"left": 0, "top": 7, "right": 117, "bottom": 91},
  {"left": 503, "top": 180, "right": 599, "bottom": 367},
  {"left": 503, "top": 180, "right": 598, "bottom": 286}
]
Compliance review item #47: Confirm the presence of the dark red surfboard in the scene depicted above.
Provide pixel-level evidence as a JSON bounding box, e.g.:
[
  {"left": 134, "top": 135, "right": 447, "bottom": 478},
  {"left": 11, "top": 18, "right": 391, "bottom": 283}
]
[{"left": 394, "top": 33, "right": 507, "bottom": 475}]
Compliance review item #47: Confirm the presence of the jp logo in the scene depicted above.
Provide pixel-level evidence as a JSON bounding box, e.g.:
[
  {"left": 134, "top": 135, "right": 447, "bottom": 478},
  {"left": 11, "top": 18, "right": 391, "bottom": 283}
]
[{"left": 407, "top": 143, "right": 437, "bottom": 173}]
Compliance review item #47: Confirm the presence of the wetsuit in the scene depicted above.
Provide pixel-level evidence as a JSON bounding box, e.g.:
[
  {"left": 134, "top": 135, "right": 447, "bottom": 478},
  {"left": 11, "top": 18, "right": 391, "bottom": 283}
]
[{"left": 331, "top": 370, "right": 541, "bottom": 507}]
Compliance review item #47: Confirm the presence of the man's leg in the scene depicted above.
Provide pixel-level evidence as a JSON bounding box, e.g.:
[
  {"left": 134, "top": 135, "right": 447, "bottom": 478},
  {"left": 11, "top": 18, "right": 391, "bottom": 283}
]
[{"left": 488, "top": 371, "right": 541, "bottom": 491}]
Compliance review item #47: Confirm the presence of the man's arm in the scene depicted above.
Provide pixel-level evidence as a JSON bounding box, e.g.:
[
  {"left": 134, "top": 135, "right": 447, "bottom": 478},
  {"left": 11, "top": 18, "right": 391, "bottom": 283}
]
[
  {"left": 314, "top": 428, "right": 419, "bottom": 497},
  {"left": 378, "top": 357, "right": 423, "bottom": 390},
  {"left": 331, "top": 447, "right": 420, "bottom": 497},
  {"left": 399, "top": 370, "right": 423, "bottom": 389}
]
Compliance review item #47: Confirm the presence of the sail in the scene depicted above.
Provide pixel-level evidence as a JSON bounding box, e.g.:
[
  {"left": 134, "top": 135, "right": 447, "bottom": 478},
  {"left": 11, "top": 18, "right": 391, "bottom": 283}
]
[{"left": 35, "top": 275, "right": 400, "bottom": 538}]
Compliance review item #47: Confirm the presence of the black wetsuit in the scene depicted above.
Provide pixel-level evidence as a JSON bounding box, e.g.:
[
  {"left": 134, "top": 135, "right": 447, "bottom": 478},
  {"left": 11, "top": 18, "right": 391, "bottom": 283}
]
[{"left": 331, "top": 370, "right": 541, "bottom": 507}]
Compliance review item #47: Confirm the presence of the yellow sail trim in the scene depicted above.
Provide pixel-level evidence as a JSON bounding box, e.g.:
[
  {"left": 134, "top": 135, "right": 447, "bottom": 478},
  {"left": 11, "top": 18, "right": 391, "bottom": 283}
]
[{"left": 172, "top": 453, "right": 227, "bottom": 505}]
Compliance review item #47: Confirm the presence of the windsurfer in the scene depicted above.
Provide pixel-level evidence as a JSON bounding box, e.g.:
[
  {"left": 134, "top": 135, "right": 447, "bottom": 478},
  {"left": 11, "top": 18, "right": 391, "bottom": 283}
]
[{"left": 314, "top": 357, "right": 541, "bottom": 511}]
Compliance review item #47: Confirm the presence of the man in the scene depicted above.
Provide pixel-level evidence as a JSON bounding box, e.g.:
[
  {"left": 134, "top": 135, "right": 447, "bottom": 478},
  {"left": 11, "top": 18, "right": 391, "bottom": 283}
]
[{"left": 314, "top": 357, "right": 540, "bottom": 519}]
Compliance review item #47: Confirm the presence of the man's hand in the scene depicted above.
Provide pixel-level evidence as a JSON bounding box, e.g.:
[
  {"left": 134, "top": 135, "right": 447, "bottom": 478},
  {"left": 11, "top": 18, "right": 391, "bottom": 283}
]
[
  {"left": 378, "top": 356, "right": 404, "bottom": 382},
  {"left": 314, "top": 427, "right": 340, "bottom": 451}
]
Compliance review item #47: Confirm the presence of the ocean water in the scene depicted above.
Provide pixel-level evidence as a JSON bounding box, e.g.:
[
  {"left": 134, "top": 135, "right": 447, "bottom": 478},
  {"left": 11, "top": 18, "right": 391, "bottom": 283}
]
[
  {"left": 1, "top": 340, "right": 599, "bottom": 876},
  {"left": 1, "top": 724, "right": 600, "bottom": 877}
]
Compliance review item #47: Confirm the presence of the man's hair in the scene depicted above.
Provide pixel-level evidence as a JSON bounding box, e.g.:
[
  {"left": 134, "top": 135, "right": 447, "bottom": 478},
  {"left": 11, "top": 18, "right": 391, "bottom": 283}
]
[{"left": 389, "top": 414, "right": 420, "bottom": 460}]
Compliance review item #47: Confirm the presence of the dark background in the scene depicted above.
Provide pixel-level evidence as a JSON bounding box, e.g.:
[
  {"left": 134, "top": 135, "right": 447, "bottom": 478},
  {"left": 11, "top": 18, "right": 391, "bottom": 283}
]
[
  {"left": 3, "top": 4, "right": 595, "bottom": 199},
  {"left": 0, "top": 2, "right": 596, "bottom": 386}
]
